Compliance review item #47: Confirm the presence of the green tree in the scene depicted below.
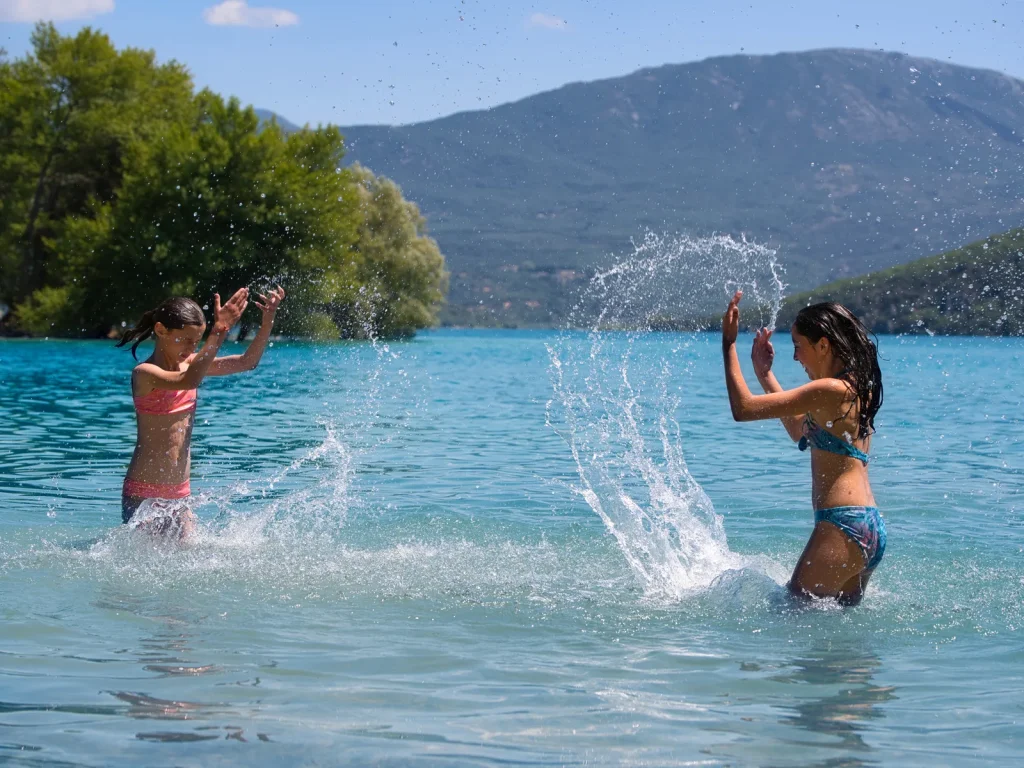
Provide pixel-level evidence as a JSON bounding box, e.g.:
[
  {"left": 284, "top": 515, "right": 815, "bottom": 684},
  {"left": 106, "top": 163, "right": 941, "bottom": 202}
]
[
  {"left": 35, "top": 93, "right": 363, "bottom": 337},
  {"left": 779, "top": 227, "right": 1024, "bottom": 335},
  {"left": 2, "top": 24, "right": 447, "bottom": 339},
  {"left": 0, "top": 23, "right": 192, "bottom": 310},
  {"left": 337, "top": 165, "right": 448, "bottom": 338}
]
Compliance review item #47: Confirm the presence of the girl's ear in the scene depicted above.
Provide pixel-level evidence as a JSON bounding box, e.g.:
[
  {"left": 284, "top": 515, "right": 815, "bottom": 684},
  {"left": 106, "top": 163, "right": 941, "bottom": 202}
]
[
  {"left": 816, "top": 336, "right": 831, "bottom": 357},
  {"left": 153, "top": 321, "right": 168, "bottom": 337}
]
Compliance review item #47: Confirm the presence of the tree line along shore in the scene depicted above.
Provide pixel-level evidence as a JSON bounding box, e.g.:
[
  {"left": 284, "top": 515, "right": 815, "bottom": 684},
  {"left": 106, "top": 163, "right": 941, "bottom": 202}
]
[
  {"left": 0, "top": 24, "right": 448, "bottom": 341},
  {"left": 777, "top": 227, "right": 1024, "bottom": 336}
]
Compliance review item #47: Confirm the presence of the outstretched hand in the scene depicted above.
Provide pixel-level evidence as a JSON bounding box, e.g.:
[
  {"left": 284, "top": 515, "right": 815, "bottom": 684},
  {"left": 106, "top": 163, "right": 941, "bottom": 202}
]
[
  {"left": 722, "top": 290, "right": 742, "bottom": 346},
  {"left": 752, "top": 327, "right": 775, "bottom": 378},
  {"left": 255, "top": 285, "right": 285, "bottom": 320},
  {"left": 213, "top": 287, "right": 249, "bottom": 333}
]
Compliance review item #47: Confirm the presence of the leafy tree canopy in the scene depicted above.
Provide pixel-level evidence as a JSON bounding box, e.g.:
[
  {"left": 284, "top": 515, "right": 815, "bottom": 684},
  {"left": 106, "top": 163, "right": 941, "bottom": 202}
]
[{"left": 0, "top": 24, "right": 447, "bottom": 339}]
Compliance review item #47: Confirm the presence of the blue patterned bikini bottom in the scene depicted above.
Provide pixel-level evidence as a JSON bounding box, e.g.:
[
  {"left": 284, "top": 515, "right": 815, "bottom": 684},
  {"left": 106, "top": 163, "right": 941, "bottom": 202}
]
[{"left": 815, "top": 505, "right": 887, "bottom": 570}]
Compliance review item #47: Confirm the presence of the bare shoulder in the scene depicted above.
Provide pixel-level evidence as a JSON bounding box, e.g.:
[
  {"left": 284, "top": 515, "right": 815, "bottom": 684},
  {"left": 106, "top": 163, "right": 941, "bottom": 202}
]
[
  {"left": 132, "top": 360, "right": 189, "bottom": 394},
  {"left": 811, "top": 377, "right": 860, "bottom": 424},
  {"left": 797, "top": 377, "right": 851, "bottom": 398},
  {"left": 133, "top": 361, "right": 162, "bottom": 378},
  {"left": 820, "top": 376, "right": 855, "bottom": 395},
  {"left": 796, "top": 377, "right": 855, "bottom": 415},
  {"left": 825, "top": 375, "right": 859, "bottom": 406},
  {"left": 131, "top": 363, "right": 154, "bottom": 396}
]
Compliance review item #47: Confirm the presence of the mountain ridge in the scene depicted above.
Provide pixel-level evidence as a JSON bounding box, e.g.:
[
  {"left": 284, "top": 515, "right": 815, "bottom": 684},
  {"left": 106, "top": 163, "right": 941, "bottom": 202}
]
[
  {"left": 337, "top": 48, "right": 1023, "bottom": 131},
  {"left": 271, "top": 48, "right": 1024, "bottom": 326},
  {"left": 253, "top": 108, "right": 301, "bottom": 133}
]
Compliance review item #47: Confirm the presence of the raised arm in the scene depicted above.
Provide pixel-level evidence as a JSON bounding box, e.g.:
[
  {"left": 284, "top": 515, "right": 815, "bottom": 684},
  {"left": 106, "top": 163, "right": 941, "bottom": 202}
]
[
  {"left": 134, "top": 288, "right": 249, "bottom": 392},
  {"left": 722, "top": 291, "right": 847, "bottom": 423},
  {"left": 208, "top": 286, "right": 285, "bottom": 376},
  {"left": 751, "top": 327, "right": 805, "bottom": 442}
]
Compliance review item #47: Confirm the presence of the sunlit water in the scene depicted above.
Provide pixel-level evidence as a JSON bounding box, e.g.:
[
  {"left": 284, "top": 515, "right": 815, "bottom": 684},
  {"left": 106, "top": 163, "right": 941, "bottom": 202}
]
[{"left": 2, "top": 328, "right": 1022, "bottom": 766}]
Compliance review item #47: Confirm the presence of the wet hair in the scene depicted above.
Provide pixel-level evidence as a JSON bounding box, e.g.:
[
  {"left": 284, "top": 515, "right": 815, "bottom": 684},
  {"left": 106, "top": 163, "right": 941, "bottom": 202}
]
[
  {"left": 116, "top": 297, "right": 206, "bottom": 359},
  {"left": 793, "top": 302, "right": 883, "bottom": 439}
]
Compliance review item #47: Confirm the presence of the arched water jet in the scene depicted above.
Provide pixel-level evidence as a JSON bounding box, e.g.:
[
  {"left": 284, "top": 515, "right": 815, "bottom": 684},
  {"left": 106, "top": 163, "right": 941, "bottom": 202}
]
[{"left": 547, "top": 233, "right": 786, "bottom": 600}]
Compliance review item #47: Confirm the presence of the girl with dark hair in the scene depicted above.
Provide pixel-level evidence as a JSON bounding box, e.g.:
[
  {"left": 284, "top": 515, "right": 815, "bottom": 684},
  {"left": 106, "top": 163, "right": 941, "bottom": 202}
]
[
  {"left": 116, "top": 286, "right": 285, "bottom": 539},
  {"left": 721, "top": 291, "right": 885, "bottom": 605}
]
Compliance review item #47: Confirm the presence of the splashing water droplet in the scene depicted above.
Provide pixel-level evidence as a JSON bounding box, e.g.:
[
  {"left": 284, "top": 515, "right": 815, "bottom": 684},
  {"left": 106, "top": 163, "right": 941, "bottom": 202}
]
[{"left": 547, "top": 233, "right": 785, "bottom": 600}]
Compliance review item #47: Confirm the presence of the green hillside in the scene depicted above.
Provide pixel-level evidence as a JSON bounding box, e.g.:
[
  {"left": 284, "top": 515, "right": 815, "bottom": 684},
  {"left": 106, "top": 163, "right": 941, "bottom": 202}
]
[{"left": 779, "top": 228, "right": 1024, "bottom": 335}]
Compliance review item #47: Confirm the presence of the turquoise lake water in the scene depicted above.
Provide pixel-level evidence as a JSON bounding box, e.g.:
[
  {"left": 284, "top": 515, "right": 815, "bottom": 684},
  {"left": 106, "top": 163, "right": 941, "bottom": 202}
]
[{"left": 1, "top": 330, "right": 1022, "bottom": 766}]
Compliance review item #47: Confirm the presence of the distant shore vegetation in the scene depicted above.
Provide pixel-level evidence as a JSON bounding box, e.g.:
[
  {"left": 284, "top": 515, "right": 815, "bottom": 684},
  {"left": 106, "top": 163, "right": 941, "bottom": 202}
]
[
  {"left": 779, "top": 227, "right": 1024, "bottom": 336},
  {"left": 0, "top": 24, "right": 448, "bottom": 340},
  {"left": 441, "top": 225, "right": 1024, "bottom": 336}
]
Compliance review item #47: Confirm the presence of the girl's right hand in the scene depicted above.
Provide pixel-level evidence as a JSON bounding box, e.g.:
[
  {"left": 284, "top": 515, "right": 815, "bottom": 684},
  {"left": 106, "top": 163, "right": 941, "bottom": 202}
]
[
  {"left": 213, "top": 288, "right": 249, "bottom": 333},
  {"left": 752, "top": 327, "right": 774, "bottom": 378},
  {"left": 722, "top": 290, "right": 742, "bottom": 346}
]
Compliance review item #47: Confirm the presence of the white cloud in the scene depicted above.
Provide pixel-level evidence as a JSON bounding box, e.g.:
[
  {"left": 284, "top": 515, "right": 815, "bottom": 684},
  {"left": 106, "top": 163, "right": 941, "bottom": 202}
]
[
  {"left": 528, "top": 12, "right": 567, "bottom": 30},
  {"left": 0, "top": 0, "right": 114, "bottom": 22},
  {"left": 203, "top": 1, "right": 298, "bottom": 28}
]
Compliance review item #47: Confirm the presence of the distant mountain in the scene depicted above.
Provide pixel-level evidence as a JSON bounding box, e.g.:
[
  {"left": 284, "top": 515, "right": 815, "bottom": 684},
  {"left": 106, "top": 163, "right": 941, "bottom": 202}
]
[
  {"left": 779, "top": 227, "right": 1024, "bottom": 335},
  {"left": 254, "top": 108, "right": 301, "bottom": 134},
  {"left": 329, "top": 49, "right": 1024, "bottom": 326}
]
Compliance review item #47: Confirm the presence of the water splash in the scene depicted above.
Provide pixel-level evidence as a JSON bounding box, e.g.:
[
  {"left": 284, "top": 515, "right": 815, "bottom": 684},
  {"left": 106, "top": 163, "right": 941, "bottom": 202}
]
[
  {"left": 581, "top": 232, "right": 785, "bottom": 332},
  {"left": 203, "top": 422, "right": 356, "bottom": 544},
  {"left": 547, "top": 233, "right": 785, "bottom": 601},
  {"left": 133, "top": 329, "right": 419, "bottom": 555}
]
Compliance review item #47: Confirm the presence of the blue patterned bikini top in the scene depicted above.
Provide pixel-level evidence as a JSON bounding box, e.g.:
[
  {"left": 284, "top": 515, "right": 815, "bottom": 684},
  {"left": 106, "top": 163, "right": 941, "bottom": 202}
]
[{"left": 799, "top": 415, "right": 870, "bottom": 465}]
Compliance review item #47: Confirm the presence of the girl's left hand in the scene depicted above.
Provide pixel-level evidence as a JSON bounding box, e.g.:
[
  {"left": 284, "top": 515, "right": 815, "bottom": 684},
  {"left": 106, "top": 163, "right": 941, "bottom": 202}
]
[
  {"left": 722, "top": 290, "right": 742, "bottom": 345},
  {"left": 255, "top": 286, "right": 285, "bottom": 319},
  {"left": 752, "top": 327, "right": 775, "bottom": 377}
]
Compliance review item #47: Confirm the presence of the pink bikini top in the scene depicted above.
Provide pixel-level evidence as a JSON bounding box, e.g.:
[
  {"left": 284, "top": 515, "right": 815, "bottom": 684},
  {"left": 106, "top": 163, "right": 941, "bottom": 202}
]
[{"left": 133, "top": 387, "right": 197, "bottom": 416}]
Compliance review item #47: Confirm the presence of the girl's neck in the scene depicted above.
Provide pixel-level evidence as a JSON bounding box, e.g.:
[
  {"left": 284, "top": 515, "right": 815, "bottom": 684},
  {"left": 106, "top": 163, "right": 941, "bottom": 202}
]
[
  {"left": 152, "top": 345, "right": 180, "bottom": 371},
  {"left": 810, "top": 361, "right": 843, "bottom": 381}
]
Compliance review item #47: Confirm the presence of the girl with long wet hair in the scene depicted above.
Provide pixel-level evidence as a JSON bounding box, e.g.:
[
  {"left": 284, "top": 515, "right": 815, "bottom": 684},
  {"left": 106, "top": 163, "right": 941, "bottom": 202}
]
[
  {"left": 116, "top": 286, "right": 285, "bottom": 539},
  {"left": 721, "top": 292, "right": 885, "bottom": 605}
]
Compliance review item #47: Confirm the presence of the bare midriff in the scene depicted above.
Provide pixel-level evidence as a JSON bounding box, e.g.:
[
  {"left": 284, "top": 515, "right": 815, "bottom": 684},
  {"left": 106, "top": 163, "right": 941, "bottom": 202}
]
[
  {"left": 806, "top": 408, "right": 875, "bottom": 511},
  {"left": 125, "top": 410, "right": 196, "bottom": 486}
]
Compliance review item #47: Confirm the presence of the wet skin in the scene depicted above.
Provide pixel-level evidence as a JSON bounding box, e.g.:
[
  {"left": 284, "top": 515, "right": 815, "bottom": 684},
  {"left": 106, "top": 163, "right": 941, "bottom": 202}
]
[{"left": 723, "top": 291, "right": 879, "bottom": 605}]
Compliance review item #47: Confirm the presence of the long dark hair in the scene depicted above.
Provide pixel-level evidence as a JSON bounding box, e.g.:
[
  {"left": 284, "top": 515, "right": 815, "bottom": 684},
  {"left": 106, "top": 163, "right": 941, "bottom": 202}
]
[
  {"left": 116, "top": 297, "right": 206, "bottom": 359},
  {"left": 793, "top": 302, "right": 883, "bottom": 439}
]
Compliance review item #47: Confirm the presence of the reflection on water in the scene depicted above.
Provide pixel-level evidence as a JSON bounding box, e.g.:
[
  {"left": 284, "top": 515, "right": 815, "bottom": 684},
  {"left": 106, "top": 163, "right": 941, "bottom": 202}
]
[
  {"left": 109, "top": 691, "right": 213, "bottom": 720},
  {"left": 136, "top": 627, "right": 221, "bottom": 677},
  {"left": 135, "top": 726, "right": 259, "bottom": 742},
  {"left": 771, "top": 643, "right": 897, "bottom": 766},
  {"left": 98, "top": 595, "right": 221, "bottom": 677},
  {"left": 95, "top": 593, "right": 269, "bottom": 744}
]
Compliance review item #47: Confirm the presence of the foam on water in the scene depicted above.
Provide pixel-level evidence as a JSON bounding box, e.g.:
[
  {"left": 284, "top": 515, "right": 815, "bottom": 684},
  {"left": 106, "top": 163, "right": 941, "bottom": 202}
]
[
  {"left": 548, "top": 233, "right": 787, "bottom": 601},
  {"left": 35, "top": 332, "right": 427, "bottom": 583},
  {"left": 199, "top": 331, "right": 416, "bottom": 541},
  {"left": 203, "top": 422, "right": 356, "bottom": 544},
  {"left": 0, "top": 328, "right": 650, "bottom": 614}
]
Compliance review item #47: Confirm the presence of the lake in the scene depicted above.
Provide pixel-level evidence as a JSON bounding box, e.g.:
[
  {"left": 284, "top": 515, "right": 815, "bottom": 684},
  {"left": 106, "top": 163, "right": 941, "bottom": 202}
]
[{"left": 1, "top": 330, "right": 1021, "bottom": 766}]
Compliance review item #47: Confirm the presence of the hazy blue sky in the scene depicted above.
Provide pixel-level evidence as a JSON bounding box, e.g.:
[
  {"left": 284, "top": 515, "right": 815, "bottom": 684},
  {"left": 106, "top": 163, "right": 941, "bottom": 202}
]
[{"left": 2, "top": 0, "right": 1022, "bottom": 126}]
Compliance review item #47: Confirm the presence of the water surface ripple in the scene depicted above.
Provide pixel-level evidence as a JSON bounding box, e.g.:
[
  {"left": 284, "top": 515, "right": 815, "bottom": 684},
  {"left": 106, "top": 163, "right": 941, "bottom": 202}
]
[{"left": 1, "top": 332, "right": 1022, "bottom": 766}]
